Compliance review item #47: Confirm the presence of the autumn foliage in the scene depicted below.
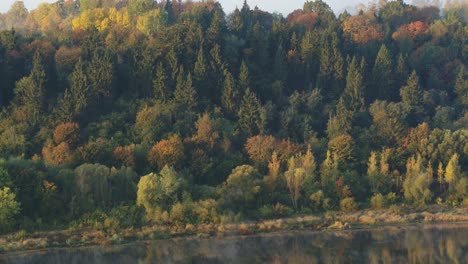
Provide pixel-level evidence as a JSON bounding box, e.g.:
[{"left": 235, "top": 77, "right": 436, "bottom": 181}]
[
  {"left": 148, "top": 135, "right": 184, "bottom": 170},
  {"left": 343, "top": 13, "right": 384, "bottom": 44}
]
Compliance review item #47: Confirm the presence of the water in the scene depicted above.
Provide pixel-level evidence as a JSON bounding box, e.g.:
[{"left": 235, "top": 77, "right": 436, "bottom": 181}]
[{"left": 2, "top": 223, "right": 468, "bottom": 264}]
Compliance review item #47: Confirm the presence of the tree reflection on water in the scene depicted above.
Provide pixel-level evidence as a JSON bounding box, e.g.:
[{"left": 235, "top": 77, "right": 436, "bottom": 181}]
[{"left": 2, "top": 223, "right": 468, "bottom": 264}]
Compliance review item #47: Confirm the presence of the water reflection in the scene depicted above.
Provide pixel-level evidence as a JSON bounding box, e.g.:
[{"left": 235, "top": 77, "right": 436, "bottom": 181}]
[{"left": 2, "top": 223, "right": 468, "bottom": 264}]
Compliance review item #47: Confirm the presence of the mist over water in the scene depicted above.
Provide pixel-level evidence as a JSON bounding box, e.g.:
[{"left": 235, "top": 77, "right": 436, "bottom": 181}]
[{"left": 2, "top": 223, "right": 468, "bottom": 264}]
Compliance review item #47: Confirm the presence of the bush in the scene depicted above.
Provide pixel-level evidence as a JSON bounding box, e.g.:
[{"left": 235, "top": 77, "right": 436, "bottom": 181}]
[
  {"left": 339, "top": 197, "right": 358, "bottom": 213},
  {"left": 109, "top": 205, "right": 145, "bottom": 229},
  {"left": 370, "top": 193, "right": 386, "bottom": 209}
]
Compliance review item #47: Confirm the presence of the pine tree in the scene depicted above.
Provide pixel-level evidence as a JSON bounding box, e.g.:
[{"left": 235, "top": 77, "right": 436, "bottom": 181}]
[
  {"left": 400, "top": 70, "right": 423, "bottom": 125},
  {"left": 174, "top": 68, "right": 198, "bottom": 110},
  {"left": 87, "top": 51, "right": 113, "bottom": 100},
  {"left": 164, "top": 0, "right": 174, "bottom": 24},
  {"left": 395, "top": 53, "right": 408, "bottom": 89},
  {"left": 343, "top": 56, "right": 365, "bottom": 112},
  {"left": 372, "top": 44, "right": 394, "bottom": 101},
  {"left": 238, "top": 60, "right": 250, "bottom": 93},
  {"left": 13, "top": 51, "right": 46, "bottom": 126},
  {"left": 194, "top": 46, "right": 209, "bottom": 98},
  {"left": 238, "top": 88, "right": 262, "bottom": 136},
  {"left": 274, "top": 43, "right": 288, "bottom": 82},
  {"left": 454, "top": 65, "right": 467, "bottom": 109},
  {"left": 221, "top": 70, "right": 238, "bottom": 115},
  {"left": 153, "top": 62, "right": 169, "bottom": 100}
]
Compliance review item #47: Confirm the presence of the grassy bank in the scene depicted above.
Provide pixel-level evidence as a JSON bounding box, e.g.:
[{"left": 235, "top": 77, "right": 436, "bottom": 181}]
[{"left": 1, "top": 205, "right": 468, "bottom": 254}]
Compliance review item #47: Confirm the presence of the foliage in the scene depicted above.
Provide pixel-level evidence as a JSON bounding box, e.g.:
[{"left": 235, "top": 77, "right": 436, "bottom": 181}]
[
  {"left": 0, "top": 0, "right": 465, "bottom": 234},
  {"left": 0, "top": 187, "right": 20, "bottom": 233}
]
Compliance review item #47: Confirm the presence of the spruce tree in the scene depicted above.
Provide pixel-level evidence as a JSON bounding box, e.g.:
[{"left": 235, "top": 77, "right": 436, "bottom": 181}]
[
  {"left": 238, "top": 60, "right": 250, "bottom": 93},
  {"left": 221, "top": 70, "right": 238, "bottom": 115},
  {"left": 153, "top": 62, "right": 169, "bottom": 101},
  {"left": 238, "top": 88, "right": 263, "bottom": 136},
  {"left": 454, "top": 65, "right": 467, "bottom": 109},
  {"left": 174, "top": 68, "right": 198, "bottom": 110},
  {"left": 372, "top": 44, "right": 394, "bottom": 101},
  {"left": 343, "top": 56, "right": 365, "bottom": 112}
]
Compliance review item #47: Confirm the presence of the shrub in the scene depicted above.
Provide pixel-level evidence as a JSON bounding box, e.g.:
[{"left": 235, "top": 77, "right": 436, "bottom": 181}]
[
  {"left": 109, "top": 205, "right": 145, "bottom": 229},
  {"left": 339, "top": 197, "right": 358, "bottom": 213},
  {"left": 370, "top": 193, "right": 386, "bottom": 209}
]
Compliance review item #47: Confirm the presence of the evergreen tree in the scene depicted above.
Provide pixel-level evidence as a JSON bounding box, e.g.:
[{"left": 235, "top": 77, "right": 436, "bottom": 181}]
[
  {"left": 400, "top": 70, "right": 423, "bottom": 125},
  {"left": 343, "top": 56, "right": 365, "bottom": 112},
  {"left": 13, "top": 51, "right": 46, "bottom": 126},
  {"left": 153, "top": 62, "right": 169, "bottom": 100},
  {"left": 164, "top": 0, "right": 174, "bottom": 24},
  {"left": 87, "top": 51, "right": 113, "bottom": 101},
  {"left": 454, "top": 65, "right": 467, "bottom": 109},
  {"left": 238, "top": 88, "right": 263, "bottom": 136},
  {"left": 55, "top": 59, "right": 90, "bottom": 123},
  {"left": 372, "top": 44, "right": 395, "bottom": 101},
  {"left": 274, "top": 43, "right": 288, "bottom": 83},
  {"left": 238, "top": 60, "right": 250, "bottom": 93},
  {"left": 221, "top": 70, "right": 238, "bottom": 115},
  {"left": 174, "top": 67, "right": 198, "bottom": 110}
]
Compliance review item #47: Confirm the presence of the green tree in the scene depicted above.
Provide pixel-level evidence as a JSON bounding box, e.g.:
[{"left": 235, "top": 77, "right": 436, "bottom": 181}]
[
  {"left": 238, "top": 60, "right": 250, "bottom": 93},
  {"left": 238, "top": 88, "right": 263, "bottom": 136},
  {"left": 343, "top": 56, "right": 365, "bottom": 112},
  {"left": 87, "top": 51, "right": 113, "bottom": 100},
  {"left": 13, "top": 51, "right": 46, "bottom": 126},
  {"left": 174, "top": 68, "right": 198, "bottom": 110},
  {"left": 445, "top": 153, "right": 460, "bottom": 188},
  {"left": 136, "top": 166, "right": 182, "bottom": 214},
  {"left": 454, "top": 66, "right": 467, "bottom": 109},
  {"left": 218, "top": 165, "right": 261, "bottom": 211},
  {"left": 372, "top": 44, "right": 394, "bottom": 101},
  {"left": 403, "top": 156, "right": 432, "bottom": 206},
  {"left": 221, "top": 70, "right": 238, "bottom": 115},
  {"left": 400, "top": 70, "right": 423, "bottom": 125},
  {"left": 0, "top": 187, "right": 20, "bottom": 234},
  {"left": 153, "top": 62, "right": 169, "bottom": 100},
  {"left": 58, "top": 59, "right": 89, "bottom": 122}
]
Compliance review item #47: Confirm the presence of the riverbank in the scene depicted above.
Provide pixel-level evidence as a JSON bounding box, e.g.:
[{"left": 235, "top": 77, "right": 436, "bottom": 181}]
[{"left": 1, "top": 205, "right": 468, "bottom": 254}]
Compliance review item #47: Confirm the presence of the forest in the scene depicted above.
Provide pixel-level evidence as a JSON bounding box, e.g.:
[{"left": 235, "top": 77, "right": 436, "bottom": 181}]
[{"left": 0, "top": 0, "right": 466, "bottom": 235}]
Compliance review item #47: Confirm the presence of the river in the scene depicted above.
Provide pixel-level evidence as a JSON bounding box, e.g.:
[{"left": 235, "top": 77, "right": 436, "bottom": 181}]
[{"left": 1, "top": 223, "right": 468, "bottom": 263}]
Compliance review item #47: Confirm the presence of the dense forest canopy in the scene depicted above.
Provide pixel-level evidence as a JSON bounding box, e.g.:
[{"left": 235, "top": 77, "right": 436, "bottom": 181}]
[{"left": 0, "top": 0, "right": 466, "bottom": 233}]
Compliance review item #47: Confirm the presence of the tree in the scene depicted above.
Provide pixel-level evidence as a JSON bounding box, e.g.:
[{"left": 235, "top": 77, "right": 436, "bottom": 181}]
[
  {"left": 372, "top": 44, "right": 395, "bottom": 101},
  {"left": 454, "top": 66, "right": 467, "bottom": 109},
  {"left": 343, "top": 56, "right": 365, "bottom": 112},
  {"left": 400, "top": 70, "right": 423, "bottom": 125},
  {"left": 53, "top": 123, "right": 80, "bottom": 147},
  {"left": 221, "top": 70, "right": 238, "bottom": 115},
  {"left": 148, "top": 135, "right": 184, "bottom": 170},
  {"left": 13, "top": 51, "right": 46, "bottom": 126},
  {"left": 403, "top": 156, "right": 432, "bottom": 206},
  {"left": 74, "top": 164, "right": 111, "bottom": 214},
  {"left": 153, "top": 62, "right": 169, "bottom": 100},
  {"left": 174, "top": 68, "right": 198, "bottom": 110},
  {"left": 284, "top": 149, "right": 316, "bottom": 210},
  {"left": 164, "top": 0, "right": 175, "bottom": 24},
  {"left": 87, "top": 50, "right": 113, "bottom": 100},
  {"left": 137, "top": 166, "right": 182, "bottom": 215},
  {"left": 238, "top": 60, "right": 250, "bottom": 93},
  {"left": 445, "top": 153, "right": 460, "bottom": 188},
  {"left": 238, "top": 88, "right": 263, "bottom": 136},
  {"left": 58, "top": 59, "right": 89, "bottom": 122},
  {"left": 136, "top": 9, "right": 167, "bottom": 35},
  {"left": 127, "top": 0, "right": 156, "bottom": 17},
  {"left": 0, "top": 187, "right": 20, "bottom": 234},
  {"left": 218, "top": 165, "right": 261, "bottom": 211},
  {"left": 343, "top": 13, "right": 384, "bottom": 45}
]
